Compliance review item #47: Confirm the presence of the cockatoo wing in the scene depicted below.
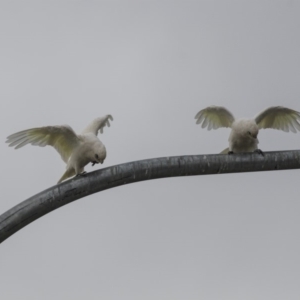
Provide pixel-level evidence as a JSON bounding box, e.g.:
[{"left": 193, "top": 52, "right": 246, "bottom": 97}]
[
  {"left": 6, "top": 125, "right": 80, "bottom": 163},
  {"left": 255, "top": 106, "right": 300, "bottom": 133},
  {"left": 195, "top": 106, "right": 235, "bottom": 130},
  {"left": 81, "top": 115, "right": 113, "bottom": 136},
  {"left": 220, "top": 147, "right": 229, "bottom": 154}
]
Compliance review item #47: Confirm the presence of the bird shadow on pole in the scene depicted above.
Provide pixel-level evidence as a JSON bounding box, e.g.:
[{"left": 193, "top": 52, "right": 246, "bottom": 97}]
[{"left": 1, "top": 150, "right": 300, "bottom": 244}]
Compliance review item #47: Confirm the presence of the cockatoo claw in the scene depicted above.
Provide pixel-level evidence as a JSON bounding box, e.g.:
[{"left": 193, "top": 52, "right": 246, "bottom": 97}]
[
  {"left": 75, "top": 171, "right": 87, "bottom": 178},
  {"left": 254, "top": 149, "right": 264, "bottom": 156}
]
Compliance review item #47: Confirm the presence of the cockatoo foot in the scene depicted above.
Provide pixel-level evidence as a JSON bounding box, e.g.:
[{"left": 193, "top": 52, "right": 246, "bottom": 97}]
[
  {"left": 75, "top": 171, "right": 87, "bottom": 178},
  {"left": 254, "top": 149, "right": 264, "bottom": 156},
  {"left": 91, "top": 161, "right": 98, "bottom": 166}
]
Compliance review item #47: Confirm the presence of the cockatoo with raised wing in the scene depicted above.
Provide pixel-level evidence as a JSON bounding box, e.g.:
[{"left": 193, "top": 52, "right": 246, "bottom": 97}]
[
  {"left": 6, "top": 115, "right": 113, "bottom": 183},
  {"left": 195, "top": 106, "right": 300, "bottom": 154}
]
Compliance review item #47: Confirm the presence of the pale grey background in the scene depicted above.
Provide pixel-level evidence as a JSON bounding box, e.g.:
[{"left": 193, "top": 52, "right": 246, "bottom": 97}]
[{"left": 1, "top": 1, "right": 300, "bottom": 299}]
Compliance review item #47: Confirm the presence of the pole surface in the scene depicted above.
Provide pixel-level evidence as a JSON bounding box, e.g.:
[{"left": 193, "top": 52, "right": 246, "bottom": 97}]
[{"left": 1, "top": 150, "right": 300, "bottom": 243}]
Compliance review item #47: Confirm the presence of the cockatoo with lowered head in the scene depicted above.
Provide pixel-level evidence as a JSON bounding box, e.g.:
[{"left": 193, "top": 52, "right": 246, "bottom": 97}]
[
  {"left": 195, "top": 106, "right": 300, "bottom": 154},
  {"left": 6, "top": 115, "right": 113, "bottom": 183}
]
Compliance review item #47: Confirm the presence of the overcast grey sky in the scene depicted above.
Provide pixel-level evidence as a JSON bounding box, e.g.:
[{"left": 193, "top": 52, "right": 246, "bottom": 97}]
[{"left": 1, "top": 1, "right": 300, "bottom": 299}]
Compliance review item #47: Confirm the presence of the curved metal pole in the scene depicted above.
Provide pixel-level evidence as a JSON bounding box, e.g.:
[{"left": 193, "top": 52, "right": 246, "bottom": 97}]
[{"left": 1, "top": 150, "right": 300, "bottom": 243}]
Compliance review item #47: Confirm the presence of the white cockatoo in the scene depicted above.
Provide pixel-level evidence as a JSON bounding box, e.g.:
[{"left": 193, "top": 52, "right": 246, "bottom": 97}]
[
  {"left": 195, "top": 106, "right": 300, "bottom": 154},
  {"left": 6, "top": 115, "right": 113, "bottom": 183}
]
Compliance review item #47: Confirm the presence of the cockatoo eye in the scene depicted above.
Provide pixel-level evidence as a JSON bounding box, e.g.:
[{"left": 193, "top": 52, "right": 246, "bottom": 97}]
[
  {"left": 247, "top": 131, "right": 251, "bottom": 136},
  {"left": 95, "top": 154, "right": 99, "bottom": 159}
]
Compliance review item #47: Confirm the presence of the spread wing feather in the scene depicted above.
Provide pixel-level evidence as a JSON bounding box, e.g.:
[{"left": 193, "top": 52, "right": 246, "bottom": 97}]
[
  {"left": 195, "top": 106, "right": 235, "bottom": 130},
  {"left": 255, "top": 106, "right": 300, "bottom": 133},
  {"left": 81, "top": 115, "right": 113, "bottom": 136},
  {"left": 6, "top": 125, "right": 80, "bottom": 163}
]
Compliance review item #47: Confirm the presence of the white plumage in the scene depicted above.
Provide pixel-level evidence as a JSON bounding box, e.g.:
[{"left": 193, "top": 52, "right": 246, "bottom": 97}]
[
  {"left": 195, "top": 106, "right": 300, "bottom": 153},
  {"left": 6, "top": 115, "right": 113, "bottom": 183}
]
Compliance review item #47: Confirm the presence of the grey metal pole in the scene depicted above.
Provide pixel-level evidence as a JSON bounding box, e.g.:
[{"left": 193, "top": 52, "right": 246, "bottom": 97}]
[{"left": 1, "top": 150, "right": 300, "bottom": 243}]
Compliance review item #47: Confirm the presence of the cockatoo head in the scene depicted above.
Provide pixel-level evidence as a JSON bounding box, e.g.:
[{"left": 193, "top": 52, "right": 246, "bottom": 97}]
[
  {"left": 92, "top": 142, "right": 107, "bottom": 164},
  {"left": 246, "top": 120, "right": 259, "bottom": 139},
  {"left": 236, "top": 119, "right": 259, "bottom": 139}
]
